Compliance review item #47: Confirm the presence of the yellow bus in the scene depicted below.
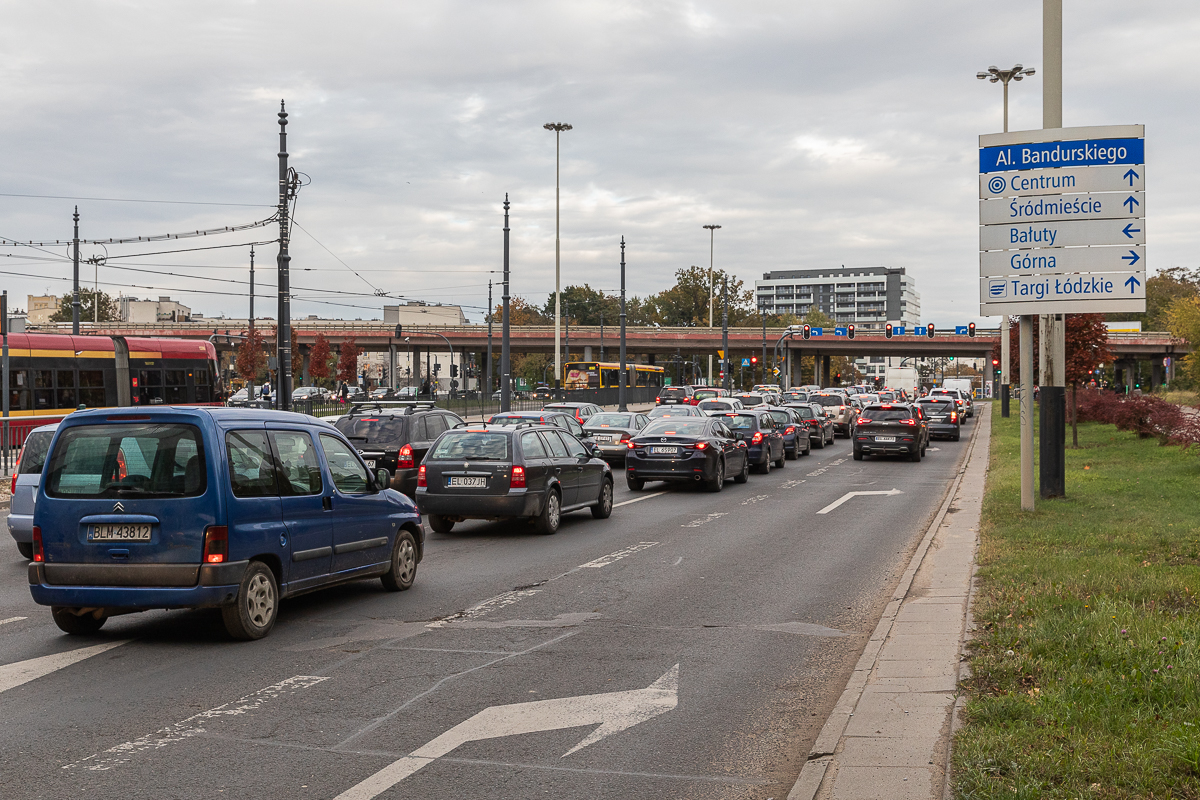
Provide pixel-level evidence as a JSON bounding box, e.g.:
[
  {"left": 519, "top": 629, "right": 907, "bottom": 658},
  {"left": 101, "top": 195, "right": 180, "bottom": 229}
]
[{"left": 564, "top": 361, "right": 666, "bottom": 390}]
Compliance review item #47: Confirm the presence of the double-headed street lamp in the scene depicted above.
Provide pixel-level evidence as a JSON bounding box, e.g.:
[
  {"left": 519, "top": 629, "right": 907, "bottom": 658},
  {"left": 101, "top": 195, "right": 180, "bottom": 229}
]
[
  {"left": 544, "top": 122, "right": 573, "bottom": 391},
  {"left": 703, "top": 224, "right": 721, "bottom": 384},
  {"left": 976, "top": 64, "right": 1036, "bottom": 134}
]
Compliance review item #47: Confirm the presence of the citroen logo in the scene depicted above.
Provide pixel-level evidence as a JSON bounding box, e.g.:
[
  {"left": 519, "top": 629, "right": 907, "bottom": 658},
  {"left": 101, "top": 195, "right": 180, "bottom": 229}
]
[
  {"left": 113, "top": 501, "right": 125, "bottom": 512},
  {"left": 464, "top": 462, "right": 470, "bottom": 469}
]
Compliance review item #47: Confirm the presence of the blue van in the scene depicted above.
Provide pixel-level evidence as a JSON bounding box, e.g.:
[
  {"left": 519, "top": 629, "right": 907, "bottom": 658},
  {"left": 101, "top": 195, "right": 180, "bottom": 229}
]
[{"left": 27, "top": 407, "right": 424, "bottom": 640}]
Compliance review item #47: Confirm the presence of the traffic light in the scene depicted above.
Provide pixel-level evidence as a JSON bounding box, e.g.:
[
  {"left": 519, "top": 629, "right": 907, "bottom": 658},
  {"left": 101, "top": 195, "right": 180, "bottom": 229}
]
[
  {"left": 381, "top": 365, "right": 389, "bottom": 382},
  {"left": 992, "top": 358, "right": 1001, "bottom": 379},
  {"left": 885, "top": 323, "right": 893, "bottom": 339},
  {"left": 394, "top": 324, "right": 403, "bottom": 338},
  {"left": 968, "top": 322, "right": 976, "bottom": 338},
  {"left": 434, "top": 362, "right": 441, "bottom": 373},
  {"left": 926, "top": 323, "right": 935, "bottom": 338},
  {"left": 451, "top": 363, "right": 459, "bottom": 378},
  {"left": 847, "top": 324, "right": 855, "bottom": 339},
  {"left": 751, "top": 356, "right": 758, "bottom": 365},
  {"left": 802, "top": 325, "right": 811, "bottom": 340}
]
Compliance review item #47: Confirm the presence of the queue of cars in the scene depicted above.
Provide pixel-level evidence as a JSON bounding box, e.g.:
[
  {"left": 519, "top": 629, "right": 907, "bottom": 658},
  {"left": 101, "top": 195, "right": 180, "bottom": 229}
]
[{"left": 8, "top": 382, "right": 974, "bottom": 641}]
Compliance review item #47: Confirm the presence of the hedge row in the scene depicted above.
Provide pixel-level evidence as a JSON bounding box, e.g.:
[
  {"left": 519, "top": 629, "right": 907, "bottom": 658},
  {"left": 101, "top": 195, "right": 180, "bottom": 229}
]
[{"left": 1074, "top": 389, "right": 1200, "bottom": 447}]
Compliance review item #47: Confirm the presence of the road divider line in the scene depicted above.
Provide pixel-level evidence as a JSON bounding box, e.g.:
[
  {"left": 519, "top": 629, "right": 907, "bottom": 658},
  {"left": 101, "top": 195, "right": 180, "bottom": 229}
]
[
  {"left": 0, "top": 640, "right": 129, "bottom": 695},
  {"left": 574, "top": 542, "right": 659, "bottom": 570},
  {"left": 0, "top": 616, "right": 28, "bottom": 626},
  {"left": 741, "top": 495, "right": 770, "bottom": 506},
  {"left": 63, "top": 674, "right": 329, "bottom": 772},
  {"left": 612, "top": 491, "right": 666, "bottom": 508},
  {"left": 427, "top": 589, "right": 542, "bottom": 629},
  {"left": 682, "top": 512, "right": 727, "bottom": 528}
]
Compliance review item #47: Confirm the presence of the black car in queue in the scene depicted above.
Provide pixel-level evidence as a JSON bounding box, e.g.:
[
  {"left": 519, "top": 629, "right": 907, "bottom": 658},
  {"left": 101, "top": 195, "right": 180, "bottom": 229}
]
[
  {"left": 853, "top": 403, "right": 930, "bottom": 462},
  {"left": 766, "top": 407, "right": 812, "bottom": 459},
  {"left": 655, "top": 385, "right": 696, "bottom": 405},
  {"left": 625, "top": 416, "right": 750, "bottom": 492},
  {"left": 915, "top": 396, "right": 961, "bottom": 441},
  {"left": 784, "top": 402, "right": 836, "bottom": 448},
  {"left": 416, "top": 423, "right": 613, "bottom": 535},
  {"left": 333, "top": 402, "right": 465, "bottom": 497},
  {"left": 719, "top": 411, "right": 786, "bottom": 473},
  {"left": 583, "top": 411, "right": 651, "bottom": 461}
]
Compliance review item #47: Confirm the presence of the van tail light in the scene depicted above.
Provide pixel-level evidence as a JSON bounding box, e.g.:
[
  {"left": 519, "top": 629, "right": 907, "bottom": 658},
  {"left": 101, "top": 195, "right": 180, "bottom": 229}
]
[
  {"left": 397, "top": 443, "right": 414, "bottom": 469},
  {"left": 417, "top": 465, "right": 427, "bottom": 488},
  {"left": 32, "top": 526, "right": 44, "bottom": 562},
  {"left": 693, "top": 441, "right": 708, "bottom": 450},
  {"left": 203, "top": 525, "right": 228, "bottom": 564},
  {"left": 751, "top": 431, "right": 764, "bottom": 444},
  {"left": 510, "top": 465, "right": 526, "bottom": 488}
]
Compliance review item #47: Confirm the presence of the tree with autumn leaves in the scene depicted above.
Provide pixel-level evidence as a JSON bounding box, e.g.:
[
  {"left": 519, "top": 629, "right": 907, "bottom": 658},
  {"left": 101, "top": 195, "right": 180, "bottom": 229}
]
[
  {"left": 336, "top": 336, "right": 361, "bottom": 384},
  {"left": 308, "top": 333, "right": 333, "bottom": 387}
]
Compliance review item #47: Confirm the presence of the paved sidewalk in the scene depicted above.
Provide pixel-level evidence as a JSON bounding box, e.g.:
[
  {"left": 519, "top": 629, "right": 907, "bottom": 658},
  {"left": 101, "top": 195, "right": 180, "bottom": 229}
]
[{"left": 789, "top": 404, "right": 990, "bottom": 800}]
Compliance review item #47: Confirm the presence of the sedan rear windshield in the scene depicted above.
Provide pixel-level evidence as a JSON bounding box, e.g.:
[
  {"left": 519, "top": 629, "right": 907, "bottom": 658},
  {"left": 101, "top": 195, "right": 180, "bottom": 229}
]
[
  {"left": 693, "top": 390, "right": 721, "bottom": 401},
  {"left": 782, "top": 392, "right": 808, "bottom": 402},
  {"left": 18, "top": 429, "right": 55, "bottom": 475},
  {"left": 917, "top": 399, "right": 955, "bottom": 408},
  {"left": 659, "top": 387, "right": 690, "bottom": 396},
  {"left": 642, "top": 420, "right": 709, "bottom": 437},
  {"left": 736, "top": 394, "right": 765, "bottom": 405},
  {"left": 334, "top": 416, "right": 407, "bottom": 447},
  {"left": 862, "top": 407, "right": 913, "bottom": 421},
  {"left": 46, "top": 423, "right": 207, "bottom": 498},
  {"left": 721, "top": 414, "right": 757, "bottom": 430},
  {"left": 588, "top": 414, "right": 633, "bottom": 427},
  {"left": 430, "top": 432, "right": 509, "bottom": 461},
  {"left": 810, "top": 395, "right": 844, "bottom": 407},
  {"left": 698, "top": 401, "right": 734, "bottom": 411},
  {"left": 786, "top": 405, "right": 816, "bottom": 419}
]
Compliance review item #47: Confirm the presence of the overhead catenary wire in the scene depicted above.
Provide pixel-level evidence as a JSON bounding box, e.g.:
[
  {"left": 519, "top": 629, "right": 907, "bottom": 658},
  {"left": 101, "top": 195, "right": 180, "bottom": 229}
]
[
  {"left": 0, "top": 214, "right": 277, "bottom": 247},
  {"left": 0, "top": 192, "right": 274, "bottom": 208}
]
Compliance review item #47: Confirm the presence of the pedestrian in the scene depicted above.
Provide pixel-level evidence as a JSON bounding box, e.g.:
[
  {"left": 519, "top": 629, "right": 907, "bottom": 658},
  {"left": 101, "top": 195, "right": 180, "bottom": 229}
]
[{"left": 339, "top": 383, "right": 348, "bottom": 404}]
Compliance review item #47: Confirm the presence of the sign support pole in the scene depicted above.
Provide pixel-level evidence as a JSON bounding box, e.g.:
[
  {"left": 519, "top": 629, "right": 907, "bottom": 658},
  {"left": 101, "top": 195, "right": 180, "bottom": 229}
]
[{"left": 1020, "top": 315, "right": 1035, "bottom": 511}]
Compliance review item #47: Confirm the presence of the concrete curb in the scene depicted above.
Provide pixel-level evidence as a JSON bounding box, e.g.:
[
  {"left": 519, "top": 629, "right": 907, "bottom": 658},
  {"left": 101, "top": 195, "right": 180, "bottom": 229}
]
[{"left": 788, "top": 405, "right": 989, "bottom": 800}]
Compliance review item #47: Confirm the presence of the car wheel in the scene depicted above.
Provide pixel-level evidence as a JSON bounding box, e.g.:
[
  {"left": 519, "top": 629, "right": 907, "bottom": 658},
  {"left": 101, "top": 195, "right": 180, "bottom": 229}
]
[
  {"left": 221, "top": 562, "right": 279, "bottom": 640},
  {"left": 705, "top": 458, "right": 725, "bottom": 492},
  {"left": 813, "top": 433, "right": 825, "bottom": 450},
  {"left": 381, "top": 530, "right": 418, "bottom": 591},
  {"left": 16, "top": 541, "right": 34, "bottom": 560},
  {"left": 952, "top": 433, "right": 961, "bottom": 442},
  {"left": 785, "top": 444, "right": 796, "bottom": 461},
  {"left": 755, "top": 454, "right": 771, "bottom": 475},
  {"left": 534, "top": 489, "right": 561, "bottom": 535},
  {"left": 626, "top": 474, "right": 645, "bottom": 491},
  {"left": 733, "top": 454, "right": 750, "bottom": 483},
  {"left": 853, "top": 448, "right": 864, "bottom": 461},
  {"left": 775, "top": 448, "right": 786, "bottom": 469},
  {"left": 591, "top": 478, "right": 614, "bottom": 519},
  {"left": 51, "top": 607, "right": 107, "bottom": 635},
  {"left": 909, "top": 446, "right": 922, "bottom": 463},
  {"left": 428, "top": 514, "right": 456, "bottom": 534}
]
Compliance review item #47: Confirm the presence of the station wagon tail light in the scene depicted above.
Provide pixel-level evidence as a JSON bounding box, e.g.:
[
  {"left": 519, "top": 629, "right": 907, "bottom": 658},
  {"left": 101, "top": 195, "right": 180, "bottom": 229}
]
[
  {"left": 417, "top": 465, "right": 427, "bottom": 488},
  {"left": 31, "top": 526, "right": 43, "bottom": 562},
  {"left": 9, "top": 472, "right": 15, "bottom": 495},
  {"left": 203, "top": 525, "right": 228, "bottom": 564},
  {"left": 751, "top": 431, "right": 764, "bottom": 444},
  {"left": 693, "top": 441, "right": 708, "bottom": 450},
  {"left": 398, "top": 443, "right": 414, "bottom": 469},
  {"left": 510, "top": 465, "right": 526, "bottom": 488}
]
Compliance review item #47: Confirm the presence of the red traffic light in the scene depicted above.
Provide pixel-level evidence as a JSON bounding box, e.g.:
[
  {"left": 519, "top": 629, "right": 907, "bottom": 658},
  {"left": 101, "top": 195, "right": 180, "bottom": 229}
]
[
  {"left": 968, "top": 322, "right": 976, "bottom": 338},
  {"left": 992, "top": 358, "right": 1000, "bottom": 367},
  {"left": 926, "top": 323, "right": 935, "bottom": 338},
  {"left": 847, "top": 324, "right": 855, "bottom": 339},
  {"left": 802, "top": 325, "right": 811, "bottom": 340},
  {"left": 885, "top": 323, "right": 893, "bottom": 339},
  {"left": 751, "top": 356, "right": 758, "bottom": 364}
]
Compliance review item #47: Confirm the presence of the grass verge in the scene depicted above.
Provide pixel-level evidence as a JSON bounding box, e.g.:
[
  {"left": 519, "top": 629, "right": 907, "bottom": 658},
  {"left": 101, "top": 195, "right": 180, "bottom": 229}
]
[
  {"left": 953, "top": 410, "right": 1200, "bottom": 799},
  {"left": 1161, "top": 389, "right": 1199, "bottom": 408}
]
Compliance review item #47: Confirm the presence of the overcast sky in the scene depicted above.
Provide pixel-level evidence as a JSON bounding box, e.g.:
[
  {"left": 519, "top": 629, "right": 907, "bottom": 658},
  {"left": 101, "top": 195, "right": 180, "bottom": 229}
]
[{"left": 1, "top": 1, "right": 1196, "bottom": 325}]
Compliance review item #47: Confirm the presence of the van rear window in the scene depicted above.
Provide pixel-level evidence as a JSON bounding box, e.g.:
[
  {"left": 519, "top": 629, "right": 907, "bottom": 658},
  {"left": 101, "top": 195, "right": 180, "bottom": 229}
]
[{"left": 45, "top": 423, "right": 207, "bottom": 498}]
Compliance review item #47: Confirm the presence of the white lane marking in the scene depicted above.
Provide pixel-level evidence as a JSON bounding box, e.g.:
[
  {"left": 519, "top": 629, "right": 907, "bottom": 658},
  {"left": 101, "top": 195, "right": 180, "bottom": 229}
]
[
  {"left": 334, "top": 665, "right": 679, "bottom": 800},
  {"left": 0, "top": 616, "right": 27, "bottom": 626},
  {"left": 816, "top": 488, "right": 904, "bottom": 515},
  {"left": 682, "top": 512, "right": 727, "bottom": 528},
  {"left": 65, "top": 675, "right": 329, "bottom": 772},
  {"left": 828, "top": 458, "right": 848, "bottom": 466},
  {"left": 427, "top": 589, "right": 542, "bottom": 629},
  {"left": 574, "top": 542, "right": 659, "bottom": 570},
  {"left": 0, "top": 640, "right": 129, "bottom": 695},
  {"left": 672, "top": 556, "right": 683, "bottom": 566},
  {"left": 612, "top": 491, "right": 666, "bottom": 508},
  {"left": 807, "top": 467, "right": 829, "bottom": 477},
  {"left": 778, "top": 479, "right": 806, "bottom": 490},
  {"left": 741, "top": 495, "right": 770, "bottom": 505}
]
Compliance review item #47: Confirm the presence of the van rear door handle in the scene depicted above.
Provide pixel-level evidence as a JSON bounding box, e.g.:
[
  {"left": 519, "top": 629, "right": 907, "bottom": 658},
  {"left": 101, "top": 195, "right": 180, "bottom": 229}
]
[{"left": 323, "top": 496, "right": 333, "bottom": 511}]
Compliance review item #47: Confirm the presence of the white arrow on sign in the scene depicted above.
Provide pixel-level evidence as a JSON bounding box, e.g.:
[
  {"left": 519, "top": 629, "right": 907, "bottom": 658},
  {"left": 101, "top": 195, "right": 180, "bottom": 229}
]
[
  {"left": 335, "top": 665, "right": 680, "bottom": 800},
  {"left": 817, "top": 488, "right": 903, "bottom": 515}
]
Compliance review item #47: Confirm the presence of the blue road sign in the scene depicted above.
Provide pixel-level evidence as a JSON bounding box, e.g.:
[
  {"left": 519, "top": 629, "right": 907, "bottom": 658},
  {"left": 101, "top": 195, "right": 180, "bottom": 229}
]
[
  {"left": 955, "top": 325, "right": 970, "bottom": 335},
  {"left": 979, "top": 137, "right": 1144, "bottom": 173},
  {"left": 893, "top": 326, "right": 906, "bottom": 336},
  {"left": 810, "top": 327, "right": 823, "bottom": 337},
  {"left": 740, "top": 358, "right": 750, "bottom": 367},
  {"left": 834, "top": 327, "right": 848, "bottom": 336}
]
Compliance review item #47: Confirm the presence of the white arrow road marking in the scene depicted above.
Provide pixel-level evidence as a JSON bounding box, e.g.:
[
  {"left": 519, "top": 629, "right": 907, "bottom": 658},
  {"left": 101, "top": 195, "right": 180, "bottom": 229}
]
[
  {"left": 0, "top": 616, "right": 28, "bottom": 626},
  {"left": 334, "top": 665, "right": 680, "bottom": 800},
  {"left": 64, "top": 675, "right": 329, "bottom": 772},
  {"left": 0, "top": 640, "right": 129, "bottom": 695},
  {"left": 817, "top": 488, "right": 904, "bottom": 515}
]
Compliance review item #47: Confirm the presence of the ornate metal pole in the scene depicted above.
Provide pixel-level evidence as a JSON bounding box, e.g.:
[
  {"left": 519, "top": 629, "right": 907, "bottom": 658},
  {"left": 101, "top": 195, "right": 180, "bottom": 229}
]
[
  {"left": 72, "top": 207, "right": 80, "bottom": 335},
  {"left": 618, "top": 237, "right": 627, "bottom": 412},
  {"left": 500, "top": 195, "right": 512, "bottom": 412},
  {"left": 486, "top": 280, "right": 493, "bottom": 395},
  {"left": 276, "top": 101, "right": 293, "bottom": 411}
]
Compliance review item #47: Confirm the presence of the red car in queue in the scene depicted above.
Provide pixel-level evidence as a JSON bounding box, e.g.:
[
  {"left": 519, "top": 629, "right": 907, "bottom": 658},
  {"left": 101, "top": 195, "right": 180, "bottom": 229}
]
[
  {"left": 853, "top": 403, "right": 929, "bottom": 462},
  {"left": 625, "top": 416, "right": 750, "bottom": 492}
]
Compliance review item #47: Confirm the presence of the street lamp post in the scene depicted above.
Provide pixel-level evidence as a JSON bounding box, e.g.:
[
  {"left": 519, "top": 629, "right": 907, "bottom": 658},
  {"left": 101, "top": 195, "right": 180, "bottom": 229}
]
[
  {"left": 703, "top": 224, "right": 721, "bottom": 384},
  {"left": 486, "top": 280, "right": 493, "bottom": 395},
  {"left": 721, "top": 275, "right": 729, "bottom": 391},
  {"left": 501, "top": 195, "right": 512, "bottom": 413},
  {"left": 543, "top": 122, "right": 572, "bottom": 391},
  {"left": 619, "top": 237, "right": 628, "bottom": 412},
  {"left": 978, "top": 63, "right": 1034, "bottom": 420}
]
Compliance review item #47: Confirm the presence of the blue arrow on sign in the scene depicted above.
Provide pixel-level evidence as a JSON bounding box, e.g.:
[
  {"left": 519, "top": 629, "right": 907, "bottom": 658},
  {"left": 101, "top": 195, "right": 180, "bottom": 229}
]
[
  {"left": 1125, "top": 275, "right": 1141, "bottom": 294},
  {"left": 1123, "top": 168, "right": 1139, "bottom": 186},
  {"left": 1121, "top": 249, "right": 1140, "bottom": 266},
  {"left": 1123, "top": 195, "right": 1140, "bottom": 213},
  {"left": 893, "top": 326, "right": 906, "bottom": 336},
  {"left": 834, "top": 327, "right": 848, "bottom": 336},
  {"left": 811, "top": 327, "right": 823, "bottom": 337},
  {"left": 955, "top": 325, "right": 969, "bottom": 335},
  {"left": 1122, "top": 223, "right": 1141, "bottom": 238}
]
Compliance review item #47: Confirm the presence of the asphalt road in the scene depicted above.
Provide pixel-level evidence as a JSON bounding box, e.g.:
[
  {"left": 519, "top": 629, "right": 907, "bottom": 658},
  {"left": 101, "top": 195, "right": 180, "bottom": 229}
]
[{"left": 0, "top": 419, "right": 976, "bottom": 800}]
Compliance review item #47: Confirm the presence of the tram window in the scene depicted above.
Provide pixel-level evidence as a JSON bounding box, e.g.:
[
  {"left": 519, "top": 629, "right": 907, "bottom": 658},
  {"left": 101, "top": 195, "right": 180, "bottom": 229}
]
[
  {"left": 78, "top": 370, "right": 106, "bottom": 408},
  {"left": 56, "top": 370, "right": 77, "bottom": 409},
  {"left": 601, "top": 369, "right": 619, "bottom": 387},
  {"left": 34, "top": 370, "right": 54, "bottom": 410},
  {"left": 165, "top": 370, "right": 187, "bottom": 404},
  {"left": 141, "top": 370, "right": 163, "bottom": 386},
  {"left": 8, "top": 370, "right": 30, "bottom": 410},
  {"left": 194, "top": 369, "right": 210, "bottom": 385},
  {"left": 194, "top": 369, "right": 212, "bottom": 402},
  {"left": 137, "top": 370, "right": 164, "bottom": 404}
]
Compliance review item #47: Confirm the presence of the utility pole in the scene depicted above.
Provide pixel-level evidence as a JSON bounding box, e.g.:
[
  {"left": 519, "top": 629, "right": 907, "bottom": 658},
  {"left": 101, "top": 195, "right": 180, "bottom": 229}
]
[
  {"left": 248, "top": 245, "right": 256, "bottom": 405},
  {"left": 500, "top": 195, "right": 512, "bottom": 413},
  {"left": 721, "top": 275, "right": 730, "bottom": 391},
  {"left": 703, "top": 224, "right": 721, "bottom": 384},
  {"left": 72, "top": 207, "right": 80, "bottom": 335},
  {"left": 486, "top": 280, "right": 493, "bottom": 395},
  {"left": 761, "top": 313, "right": 767, "bottom": 384},
  {"left": 276, "top": 101, "right": 293, "bottom": 411},
  {"left": 618, "top": 237, "right": 628, "bottom": 412},
  {"left": 599, "top": 311, "right": 604, "bottom": 362}
]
